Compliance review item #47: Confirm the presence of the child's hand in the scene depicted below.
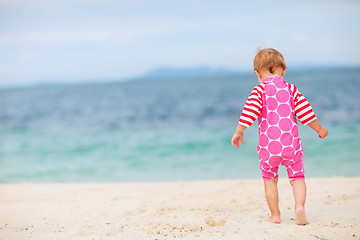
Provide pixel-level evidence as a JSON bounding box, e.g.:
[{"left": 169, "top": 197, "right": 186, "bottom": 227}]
[
  {"left": 308, "top": 120, "right": 328, "bottom": 139},
  {"left": 231, "top": 132, "right": 244, "bottom": 148},
  {"left": 317, "top": 127, "right": 328, "bottom": 139}
]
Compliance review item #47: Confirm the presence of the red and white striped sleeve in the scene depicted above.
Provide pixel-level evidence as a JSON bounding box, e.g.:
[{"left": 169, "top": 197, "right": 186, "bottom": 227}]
[
  {"left": 288, "top": 83, "right": 316, "bottom": 125},
  {"left": 238, "top": 84, "right": 264, "bottom": 127}
]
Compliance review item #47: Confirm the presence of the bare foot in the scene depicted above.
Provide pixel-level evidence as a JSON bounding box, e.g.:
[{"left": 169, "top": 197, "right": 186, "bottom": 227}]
[
  {"left": 267, "top": 215, "right": 281, "bottom": 224},
  {"left": 295, "top": 209, "right": 308, "bottom": 225}
]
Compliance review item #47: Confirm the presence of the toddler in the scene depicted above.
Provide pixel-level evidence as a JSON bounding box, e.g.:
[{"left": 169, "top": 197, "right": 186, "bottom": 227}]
[{"left": 231, "top": 48, "right": 328, "bottom": 225}]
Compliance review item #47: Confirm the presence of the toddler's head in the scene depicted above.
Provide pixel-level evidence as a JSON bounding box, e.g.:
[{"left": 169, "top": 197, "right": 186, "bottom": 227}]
[{"left": 253, "top": 48, "right": 287, "bottom": 81}]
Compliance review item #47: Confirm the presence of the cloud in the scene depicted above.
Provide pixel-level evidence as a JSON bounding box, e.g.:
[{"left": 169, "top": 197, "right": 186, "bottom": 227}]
[
  {"left": 0, "top": 30, "right": 136, "bottom": 44},
  {"left": 0, "top": 0, "right": 92, "bottom": 9},
  {"left": 0, "top": 0, "right": 359, "bottom": 87}
]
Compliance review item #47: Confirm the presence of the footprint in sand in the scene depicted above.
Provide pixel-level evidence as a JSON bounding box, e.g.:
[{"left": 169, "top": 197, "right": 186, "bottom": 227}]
[{"left": 205, "top": 217, "right": 226, "bottom": 226}]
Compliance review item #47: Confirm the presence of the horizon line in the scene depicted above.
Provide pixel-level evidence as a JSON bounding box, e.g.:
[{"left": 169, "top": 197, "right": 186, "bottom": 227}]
[{"left": 1, "top": 65, "right": 359, "bottom": 90}]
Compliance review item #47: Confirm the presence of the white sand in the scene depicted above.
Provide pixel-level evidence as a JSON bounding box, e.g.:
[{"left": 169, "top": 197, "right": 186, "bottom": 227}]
[{"left": 1, "top": 177, "right": 359, "bottom": 240}]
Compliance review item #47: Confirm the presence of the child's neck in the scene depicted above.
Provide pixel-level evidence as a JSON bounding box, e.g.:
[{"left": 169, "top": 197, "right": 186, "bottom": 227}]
[
  {"left": 257, "top": 68, "right": 285, "bottom": 84},
  {"left": 265, "top": 73, "right": 279, "bottom": 78},
  {"left": 258, "top": 73, "right": 280, "bottom": 84}
]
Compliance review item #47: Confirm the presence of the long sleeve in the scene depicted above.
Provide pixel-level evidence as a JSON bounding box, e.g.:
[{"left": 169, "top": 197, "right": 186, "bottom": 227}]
[
  {"left": 288, "top": 83, "right": 316, "bottom": 125},
  {"left": 238, "top": 84, "right": 264, "bottom": 127}
]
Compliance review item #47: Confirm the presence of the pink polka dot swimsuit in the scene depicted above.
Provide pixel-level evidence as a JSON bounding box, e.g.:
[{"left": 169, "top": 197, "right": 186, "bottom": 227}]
[{"left": 238, "top": 76, "right": 317, "bottom": 181}]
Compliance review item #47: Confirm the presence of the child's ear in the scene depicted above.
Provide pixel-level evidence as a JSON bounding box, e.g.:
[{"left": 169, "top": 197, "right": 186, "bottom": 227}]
[
  {"left": 255, "top": 70, "right": 262, "bottom": 83},
  {"left": 282, "top": 68, "right": 287, "bottom": 77}
]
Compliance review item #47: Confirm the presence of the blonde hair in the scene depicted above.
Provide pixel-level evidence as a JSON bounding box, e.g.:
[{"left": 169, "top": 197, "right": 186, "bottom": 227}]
[{"left": 253, "top": 48, "right": 287, "bottom": 74}]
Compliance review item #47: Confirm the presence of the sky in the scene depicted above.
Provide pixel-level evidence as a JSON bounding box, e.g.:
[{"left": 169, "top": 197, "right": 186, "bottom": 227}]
[{"left": 0, "top": 0, "right": 359, "bottom": 87}]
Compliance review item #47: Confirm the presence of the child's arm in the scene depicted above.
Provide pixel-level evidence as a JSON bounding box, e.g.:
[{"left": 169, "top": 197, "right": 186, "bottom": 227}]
[
  {"left": 289, "top": 84, "right": 316, "bottom": 125},
  {"left": 231, "top": 124, "right": 247, "bottom": 148},
  {"left": 307, "top": 119, "right": 328, "bottom": 139},
  {"left": 290, "top": 84, "right": 328, "bottom": 139},
  {"left": 232, "top": 84, "right": 263, "bottom": 148}
]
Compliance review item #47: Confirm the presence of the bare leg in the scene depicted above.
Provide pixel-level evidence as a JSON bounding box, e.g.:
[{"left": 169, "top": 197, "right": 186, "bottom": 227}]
[
  {"left": 264, "top": 178, "right": 281, "bottom": 223},
  {"left": 290, "top": 179, "right": 308, "bottom": 225}
]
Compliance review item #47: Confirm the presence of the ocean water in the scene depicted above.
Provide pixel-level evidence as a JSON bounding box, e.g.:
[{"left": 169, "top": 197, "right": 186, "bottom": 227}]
[{"left": 1, "top": 68, "right": 360, "bottom": 183}]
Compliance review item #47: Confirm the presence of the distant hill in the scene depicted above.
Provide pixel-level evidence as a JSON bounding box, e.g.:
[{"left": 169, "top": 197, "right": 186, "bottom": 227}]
[
  {"left": 130, "top": 65, "right": 360, "bottom": 82},
  {"left": 131, "top": 67, "right": 244, "bottom": 81},
  {"left": 2, "top": 66, "right": 359, "bottom": 90}
]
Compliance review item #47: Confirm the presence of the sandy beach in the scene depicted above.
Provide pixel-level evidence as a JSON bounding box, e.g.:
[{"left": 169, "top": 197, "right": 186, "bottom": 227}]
[{"left": 1, "top": 177, "right": 359, "bottom": 240}]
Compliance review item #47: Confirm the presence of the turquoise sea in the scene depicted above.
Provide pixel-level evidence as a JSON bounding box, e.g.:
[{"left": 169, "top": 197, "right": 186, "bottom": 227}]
[{"left": 1, "top": 68, "right": 359, "bottom": 182}]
